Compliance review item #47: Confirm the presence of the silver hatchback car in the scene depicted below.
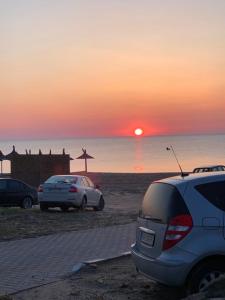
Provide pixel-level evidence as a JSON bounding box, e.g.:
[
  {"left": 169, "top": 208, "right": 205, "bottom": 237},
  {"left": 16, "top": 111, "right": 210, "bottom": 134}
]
[
  {"left": 131, "top": 172, "right": 225, "bottom": 294},
  {"left": 38, "top": 175, "right": 104, "bottom": 212}
]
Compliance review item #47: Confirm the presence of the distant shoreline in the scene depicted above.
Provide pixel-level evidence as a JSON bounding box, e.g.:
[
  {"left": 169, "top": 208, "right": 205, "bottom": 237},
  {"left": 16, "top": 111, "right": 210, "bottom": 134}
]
[{"left": 71, "top": 171, "right": 179, "bottom": 193}]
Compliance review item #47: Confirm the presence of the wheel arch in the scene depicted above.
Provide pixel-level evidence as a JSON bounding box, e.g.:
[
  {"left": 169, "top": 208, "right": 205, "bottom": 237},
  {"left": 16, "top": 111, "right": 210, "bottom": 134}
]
[
  {"left": 27, "top": 194, "right": 34, "bottom": 203},
  {"left": 186, "top": 254, "right": 225, "bottom": 285}
]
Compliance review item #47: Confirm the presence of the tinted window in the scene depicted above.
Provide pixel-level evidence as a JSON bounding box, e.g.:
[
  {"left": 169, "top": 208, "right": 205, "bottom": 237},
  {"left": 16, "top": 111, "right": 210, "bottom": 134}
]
[
  {"left": 217, "top": 166, "right": 225, "bottom": 171},
  {"left": 193, "top": 168, "right": 201, "bottom": 173},
  {"left": 0, "top": 180, "right": 6, "bottom": 190},
  {"left": 8, "top": 180, "right": 23, "bottom": 191},
  {"left": 195, "top": 180, "right": 225, "bottom": 211},
  {"left": 46, "top": 176, "right": 77, "bottom": 184},
  {"left": 139, "top": 183, "right": 189, "bottom": 224}
]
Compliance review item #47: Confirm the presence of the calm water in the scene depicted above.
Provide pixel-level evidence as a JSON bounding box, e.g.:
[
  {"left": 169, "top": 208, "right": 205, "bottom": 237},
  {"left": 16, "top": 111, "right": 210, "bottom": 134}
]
[{"left": 0, "top": 135, "right": 225, "bottom": 173}]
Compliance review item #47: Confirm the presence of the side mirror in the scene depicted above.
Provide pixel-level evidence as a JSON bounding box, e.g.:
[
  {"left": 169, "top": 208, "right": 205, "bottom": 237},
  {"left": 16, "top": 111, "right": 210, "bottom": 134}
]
[{"left": 95, "top": 184, "right": 100, "bottom": 189}]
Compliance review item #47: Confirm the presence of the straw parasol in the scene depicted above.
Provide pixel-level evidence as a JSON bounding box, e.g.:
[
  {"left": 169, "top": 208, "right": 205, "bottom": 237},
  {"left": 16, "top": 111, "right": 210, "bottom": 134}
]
[{"left": 76, "top": 148, "right": 94, "bottom": 173}]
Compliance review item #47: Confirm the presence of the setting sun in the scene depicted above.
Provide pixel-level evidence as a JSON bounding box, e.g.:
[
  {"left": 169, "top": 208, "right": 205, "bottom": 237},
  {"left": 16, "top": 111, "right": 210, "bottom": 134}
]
[{"left": 134, "top": 128, "right": 144, "bottom": 136}]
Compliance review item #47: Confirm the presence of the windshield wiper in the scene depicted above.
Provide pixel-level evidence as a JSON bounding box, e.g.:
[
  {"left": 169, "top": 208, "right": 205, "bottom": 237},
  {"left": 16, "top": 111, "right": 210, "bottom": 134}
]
[{"left": 143, "top": 216, "right": 162, "bottom": 223}]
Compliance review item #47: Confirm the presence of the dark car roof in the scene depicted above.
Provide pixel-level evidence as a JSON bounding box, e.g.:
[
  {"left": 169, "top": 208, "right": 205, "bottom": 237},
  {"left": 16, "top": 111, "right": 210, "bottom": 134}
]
[
  {"left": 0, "top": 178, "right": 35, "bottom": 188},
  {"left": 0, "top": 178, "right": 24, "bottom": 181}
]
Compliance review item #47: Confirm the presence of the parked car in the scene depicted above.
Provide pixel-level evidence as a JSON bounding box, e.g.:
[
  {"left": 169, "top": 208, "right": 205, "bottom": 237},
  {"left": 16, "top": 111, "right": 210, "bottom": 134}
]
[
  {"left": 131, "top": 172, "right": 225, "bottom": 294},
  {"left": 0, "top": 178, "right": 38, "bottom": 209},
  {"left": 38, "top": 175, "right": 104, "bottom": 212},
  {"left": 193, "top": 165, "right": 225, "bottom": 173}
]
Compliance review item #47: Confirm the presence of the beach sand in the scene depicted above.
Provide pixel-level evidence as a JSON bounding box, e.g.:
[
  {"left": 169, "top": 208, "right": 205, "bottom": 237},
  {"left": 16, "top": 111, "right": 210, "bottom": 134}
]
[{"left": 0, "top": 172, "right": 178, "bottom": 241}]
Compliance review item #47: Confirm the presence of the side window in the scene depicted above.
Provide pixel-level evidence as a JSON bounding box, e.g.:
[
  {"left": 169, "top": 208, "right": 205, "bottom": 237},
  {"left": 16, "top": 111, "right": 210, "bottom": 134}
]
[
  {"left": 81, "top": 178, "right": 89, "bottom": 187},
  {"left": 0, "top": 180, "right": 7, "bottom": 190},
  {"left": 8, "top": 180, "right": 22, "bottom": 191},
  {"left": 195, "top": 180, "right": 225, "bottom": 211},
  {"left": 86, "top": 177, "right": 94, "bottom": 188}
]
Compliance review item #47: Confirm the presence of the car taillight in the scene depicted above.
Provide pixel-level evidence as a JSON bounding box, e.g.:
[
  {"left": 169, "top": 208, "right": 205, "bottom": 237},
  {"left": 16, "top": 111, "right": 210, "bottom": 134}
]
[
  {"left": 163, "top": 214, "right": 193, "bottom": 250},
  {"left": 69, "top": 186, "right": 78, "bottom": 193},
  {"left": 38, "top": 185, "right": 43, "bottom": 192}
]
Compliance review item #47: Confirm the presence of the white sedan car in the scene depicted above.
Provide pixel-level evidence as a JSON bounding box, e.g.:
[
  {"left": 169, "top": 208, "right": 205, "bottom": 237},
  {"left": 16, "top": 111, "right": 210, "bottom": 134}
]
[{"left": 38, "top": 175, "right": 104, "bottom": 212}]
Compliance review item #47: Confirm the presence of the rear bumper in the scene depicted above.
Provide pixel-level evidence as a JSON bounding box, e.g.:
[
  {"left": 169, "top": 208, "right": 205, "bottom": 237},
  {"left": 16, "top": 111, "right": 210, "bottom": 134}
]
[
  {"left": 39, "top": 200, "right": 80, "bottom": 207},
  {"left": 131, "top": 243, "right": 190, "bottom": 286}
]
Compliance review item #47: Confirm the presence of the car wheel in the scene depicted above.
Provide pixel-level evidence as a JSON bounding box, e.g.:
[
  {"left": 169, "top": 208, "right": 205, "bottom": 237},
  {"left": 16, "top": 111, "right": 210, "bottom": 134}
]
[
  {"left": 94, "top": 196, "right": 105, "bottom": 211},
  {"left": 187, "top": 260, "right": 225, "bottom": 294},
  {"left": 80, "top": 197, "right": 87, "bottom": 211},
  {"left": 21, "top": 197, "right": 33, "bottom": 209},
  {"left": 40, "top": 203, "right": 48, "bottom": 211},
  {"left": 61, "top": 206, "right": 69, "bottom": 212}
]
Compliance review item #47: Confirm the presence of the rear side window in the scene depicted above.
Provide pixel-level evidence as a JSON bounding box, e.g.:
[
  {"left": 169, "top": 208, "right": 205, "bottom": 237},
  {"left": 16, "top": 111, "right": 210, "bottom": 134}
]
[
  {"left": 195, "top": 180, "right": 225, "bottom": 211},
  {"left": 8, "top": 180, "right": 22, "bottom": 191},
  {"left": 139, "top": 183, "right": 189, "bottom": 224},
  {"left": 85, "top": 177, "right": 94, "bottom": 188},
  {"left": 0, "top": 180, "right": 6, "bottom": 190}
]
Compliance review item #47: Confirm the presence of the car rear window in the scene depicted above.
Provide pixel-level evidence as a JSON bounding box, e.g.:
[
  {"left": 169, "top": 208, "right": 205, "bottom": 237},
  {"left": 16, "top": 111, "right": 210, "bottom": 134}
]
[
  {"left": 45, "top": 176, "right": 77, "bottom": 184},
  {"left": 195, "top": 180, "right": 225, "bottom": 211},
  {"left": 139, "top": 183, "right": 189, "bottom": 224}
]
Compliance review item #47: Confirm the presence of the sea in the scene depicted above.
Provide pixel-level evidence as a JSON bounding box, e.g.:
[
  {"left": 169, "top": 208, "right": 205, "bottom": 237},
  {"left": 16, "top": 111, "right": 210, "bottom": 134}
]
[{"left": 0, "top": 134, "right": 225, "bottom": 174}]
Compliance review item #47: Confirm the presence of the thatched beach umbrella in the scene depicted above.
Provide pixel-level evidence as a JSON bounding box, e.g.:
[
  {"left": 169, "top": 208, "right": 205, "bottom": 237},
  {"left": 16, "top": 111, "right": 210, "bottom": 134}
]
[{"left": 76, "top": 148, "right": 94, "bottom": 173}]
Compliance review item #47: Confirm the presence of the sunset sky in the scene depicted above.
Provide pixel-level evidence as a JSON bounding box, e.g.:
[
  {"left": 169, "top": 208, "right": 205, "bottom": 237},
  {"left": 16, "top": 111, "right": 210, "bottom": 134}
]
[{"left": 1, "top": 0, "right": 225, "bottom": 139}]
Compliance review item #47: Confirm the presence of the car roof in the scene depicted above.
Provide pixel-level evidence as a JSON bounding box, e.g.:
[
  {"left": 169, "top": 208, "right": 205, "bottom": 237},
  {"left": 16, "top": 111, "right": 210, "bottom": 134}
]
[
  {"left": 155, "top": 171, "right": 225, "bottom": 187},
  {"left": 0, "top": 178, "right": 18, "bottom": 180}
]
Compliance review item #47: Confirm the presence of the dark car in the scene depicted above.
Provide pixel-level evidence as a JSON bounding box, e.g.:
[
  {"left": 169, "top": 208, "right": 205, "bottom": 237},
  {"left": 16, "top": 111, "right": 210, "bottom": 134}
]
[
  {"left": 0, "top": 178, "right": 38, "bottom": 209},
  {"left": 193, "top": 165, "right": 225, "bottom": 173}
]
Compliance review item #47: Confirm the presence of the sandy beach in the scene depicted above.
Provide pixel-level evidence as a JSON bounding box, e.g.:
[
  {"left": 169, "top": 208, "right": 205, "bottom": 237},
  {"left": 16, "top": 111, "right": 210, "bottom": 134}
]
[{"left": 0, "top": 172, "right": 177, "bottom": 241}]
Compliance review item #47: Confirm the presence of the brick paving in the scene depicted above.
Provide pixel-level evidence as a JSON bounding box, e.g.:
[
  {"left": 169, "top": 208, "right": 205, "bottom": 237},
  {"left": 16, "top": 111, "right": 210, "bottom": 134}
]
[{"left": 0, "top": 223, "right": 136, "bottom": 295}]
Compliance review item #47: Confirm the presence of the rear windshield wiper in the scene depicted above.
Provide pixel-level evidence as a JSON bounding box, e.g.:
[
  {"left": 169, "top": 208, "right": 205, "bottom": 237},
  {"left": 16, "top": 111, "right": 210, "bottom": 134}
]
[{"left": 142, "top": 216, "right": 163, "bottom": 223}]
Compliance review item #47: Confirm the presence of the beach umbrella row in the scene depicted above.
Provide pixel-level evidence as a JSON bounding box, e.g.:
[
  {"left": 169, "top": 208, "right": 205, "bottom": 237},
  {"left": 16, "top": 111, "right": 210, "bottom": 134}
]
[{"left": 0, "top": 147, "right": 94, "bottom": 174}]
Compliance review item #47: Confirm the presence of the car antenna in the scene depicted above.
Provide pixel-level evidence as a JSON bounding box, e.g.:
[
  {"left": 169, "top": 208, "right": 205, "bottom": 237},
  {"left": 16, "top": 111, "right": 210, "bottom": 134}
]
[{"left": 166, "top": 145, "right": 186, "bottom": 178}]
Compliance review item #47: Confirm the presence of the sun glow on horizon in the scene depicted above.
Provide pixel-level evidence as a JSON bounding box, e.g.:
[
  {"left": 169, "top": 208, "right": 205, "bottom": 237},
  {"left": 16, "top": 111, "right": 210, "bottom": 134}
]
[{"left": 134, "top": 128, "right": 144, "bottom": 136}]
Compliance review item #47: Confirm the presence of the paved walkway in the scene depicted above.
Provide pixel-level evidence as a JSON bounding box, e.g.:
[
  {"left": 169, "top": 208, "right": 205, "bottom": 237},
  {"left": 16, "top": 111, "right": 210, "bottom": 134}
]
[{"left": 0, "top": 223, "right": 136, "bottom": 295}]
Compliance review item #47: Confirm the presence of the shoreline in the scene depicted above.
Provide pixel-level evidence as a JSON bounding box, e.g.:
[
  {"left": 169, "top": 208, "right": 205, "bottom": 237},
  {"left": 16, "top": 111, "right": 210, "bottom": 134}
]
[{"left": 71, "top": 171, "right": 179, "bottom": 192}]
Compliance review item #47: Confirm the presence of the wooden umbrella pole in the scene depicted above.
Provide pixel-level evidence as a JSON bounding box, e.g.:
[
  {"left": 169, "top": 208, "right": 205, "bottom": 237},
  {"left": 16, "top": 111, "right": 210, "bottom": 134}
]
[{"left": 85, "top": 158, "right": 87, "bottom": 173}]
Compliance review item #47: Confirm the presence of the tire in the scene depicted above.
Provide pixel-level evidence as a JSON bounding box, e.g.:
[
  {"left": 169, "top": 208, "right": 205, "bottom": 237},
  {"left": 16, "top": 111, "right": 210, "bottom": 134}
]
[
  {"left": 80, "top": 197, "right": 87, "bottom": 211},
  {"left": 21, "top": 197, "right": 33, "bottom": 209},
  {"left": 186, "top": 259, "right": 225, "bottom": 294},
  {"left": 40, "top": 203, "right": 48, "bottom": 211},
  {"left": 61, "top": 206, "right": 69, "bottom": 212},
  {"left": 94, "top": 196, "right": 105, "bottom": 211}
]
